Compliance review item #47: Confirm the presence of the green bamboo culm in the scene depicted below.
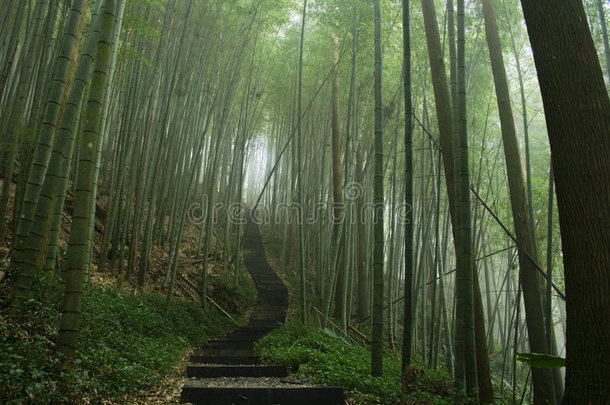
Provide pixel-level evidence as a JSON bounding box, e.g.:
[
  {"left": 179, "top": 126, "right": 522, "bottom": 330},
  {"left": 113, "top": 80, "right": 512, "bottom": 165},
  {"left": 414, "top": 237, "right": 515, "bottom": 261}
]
[
  {"left": 42, "top": 0, "right": 107, "bottom": 275},
  {"left": 0, "top": 0, "right": 45, "bottom": 239},
  {"left": 57, "top": 0, "right": 120, "bottom": 360},
  {"left": 401, "top": 0, "right": 414, "bottom": 373},
  {"left": 8, "top": 0, "right": 89, "bottom": 319},
  {"left": 481, "top": 0, "right": 556, "bottom": 401},
  {"left": 371, "top": 0, "right": 385, "bottom": 378},
  {"left": 297, "top": 0, "right": 308, "bottom": 325},
  {"left": 454, "top": 0, "right": 478, "bottom": 398}
]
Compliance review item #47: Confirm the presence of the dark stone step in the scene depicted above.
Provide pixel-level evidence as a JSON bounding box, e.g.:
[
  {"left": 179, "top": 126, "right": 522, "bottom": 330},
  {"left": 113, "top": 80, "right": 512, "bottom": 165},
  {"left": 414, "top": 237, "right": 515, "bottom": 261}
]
[
  {"left": 214, "top": 335, "right": 264, "bottom": 341},
  {"left": 202, "top": 347, "right": 257, "bottom": 356},
  {"left": 201, "top": 344, "right": 255, "bottom": 352},
  {"left": 224, "top": 329, "right": 268, "bottom": 336},
  {"left": 204, "top": 339, "right": 255, "bottom": 346},
  {"left": 186, "top": 365, "right": 288, "bottom": 378},
  {"left": 189, "top": 355, "right": 261, "bottom": 365},
  {"left": 181, "top": 384, "right": 344, "bottom": 405},
  {"left": 202, "top": 343, "right": 255, "bottom": 351},
  {"left": 246, "top": 318, "right": 285, "bottom": 325},
  {"left": 247, "top": 309, "right": 286, "bottom": 314},
  {"left": 248, "top": 312, "right": 286, "bottom": 317},
  {"left": 248, "top": 313, "right": 285, "bottom": 318},
  {"left": 244, "top": 320, "right": 283, "bottom": 327},
  {"left": 248, "top": 320, "right": 284, "bottom": 326},
  {"left": 252, "top": 284, "right": 284, "bottom": 288},
  {"left": 210, "top": 335, "right": 263, "bottom": 342},
  {"left": 250, "top": 304, "right": 287, "bottom": 309}
]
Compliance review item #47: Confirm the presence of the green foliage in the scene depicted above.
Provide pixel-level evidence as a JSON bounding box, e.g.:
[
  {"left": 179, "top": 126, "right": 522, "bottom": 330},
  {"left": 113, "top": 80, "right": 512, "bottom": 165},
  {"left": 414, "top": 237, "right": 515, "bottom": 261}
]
[
  {"left": 516, "top": 352, "right": 566, "bottom": 369},
  {"left": 256, "top": 322, "right": 453, "bottom": 405},
  {"left": 0, "top": 273, "right": 235, "bottom": 403},
  {"left": 209, "top": 268, "right": 256, "bottom": 314}
]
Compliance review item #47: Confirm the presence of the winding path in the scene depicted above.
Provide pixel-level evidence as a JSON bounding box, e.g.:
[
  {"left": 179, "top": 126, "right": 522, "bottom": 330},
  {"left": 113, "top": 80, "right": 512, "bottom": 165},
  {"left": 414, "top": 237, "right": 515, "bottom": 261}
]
[{"left": 181, "top": 220, "right": 343, "bottom": 405}]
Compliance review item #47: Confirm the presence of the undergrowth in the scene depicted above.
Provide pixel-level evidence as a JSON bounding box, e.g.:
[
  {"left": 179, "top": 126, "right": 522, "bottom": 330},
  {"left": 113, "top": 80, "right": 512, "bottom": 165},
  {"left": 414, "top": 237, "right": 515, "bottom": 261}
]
[
  {"left": 256, "top": 322, "right": 454, "bottom": 405},
  {"left": 0, "top": 272, "right": 238, "bottom": 404}
]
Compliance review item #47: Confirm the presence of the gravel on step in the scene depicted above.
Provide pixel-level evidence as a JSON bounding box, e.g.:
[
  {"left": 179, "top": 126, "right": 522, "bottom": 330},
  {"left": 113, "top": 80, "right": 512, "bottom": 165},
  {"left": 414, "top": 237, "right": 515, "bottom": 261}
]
[{"left": 186, "top": 376, "right": 316, "bottom": 388}]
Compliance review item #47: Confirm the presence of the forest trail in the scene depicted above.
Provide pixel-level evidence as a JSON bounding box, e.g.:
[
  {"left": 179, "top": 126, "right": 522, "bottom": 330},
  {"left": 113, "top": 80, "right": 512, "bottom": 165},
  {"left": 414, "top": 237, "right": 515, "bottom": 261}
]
[{"left": 180, "top": 219, "right": 344, "bottom": 405}]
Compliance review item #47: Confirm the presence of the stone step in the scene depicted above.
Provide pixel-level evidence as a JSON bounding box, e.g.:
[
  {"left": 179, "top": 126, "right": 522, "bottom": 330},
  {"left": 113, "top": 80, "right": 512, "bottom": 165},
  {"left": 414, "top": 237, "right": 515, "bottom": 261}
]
[
  {"left": 189, "top": 355, "right": 261, "bottom": 365},
  {"left": 204, "top": 339, "right": 255, "bottom": 346},
  {"left": 181, "top": 383, "right": 344, "bottom": 405},
  {"left": 247, "top": 309, "right": 286, "bottom": 315},
  {"left": 242, "top": 321, "right": 283, "bottom": 329},
  {"left": 186, "top": 364, "right": 288, "bottom": 378},
  {"left": 201, "top": 347, "right": 257, "bottom": 356},
  {"left": 210, "top": 335, "right": 263, "bottom": 342}
]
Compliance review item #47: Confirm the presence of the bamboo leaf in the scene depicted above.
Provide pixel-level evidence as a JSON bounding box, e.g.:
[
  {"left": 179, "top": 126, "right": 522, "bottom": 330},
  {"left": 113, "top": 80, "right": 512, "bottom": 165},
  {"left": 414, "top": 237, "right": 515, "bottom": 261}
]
[{"left": 516, "top": 352, "right": 566, "bottom": 368}]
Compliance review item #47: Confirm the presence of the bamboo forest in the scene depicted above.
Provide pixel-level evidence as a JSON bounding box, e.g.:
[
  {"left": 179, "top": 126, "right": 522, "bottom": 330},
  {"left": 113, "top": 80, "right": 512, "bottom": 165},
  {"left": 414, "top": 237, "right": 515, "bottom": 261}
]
[{"left": 1, "top": 0, "right": 609, "bottom": 404}]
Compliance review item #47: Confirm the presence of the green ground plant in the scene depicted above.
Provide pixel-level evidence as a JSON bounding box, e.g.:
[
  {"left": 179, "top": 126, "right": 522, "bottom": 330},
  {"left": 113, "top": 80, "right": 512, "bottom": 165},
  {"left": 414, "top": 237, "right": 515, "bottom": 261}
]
[
  {"left": 256, "top": 322, "right": 454, "bottom": 405},
  {"left": 0, "top": 273, "right": 238, "bottom": 404}
]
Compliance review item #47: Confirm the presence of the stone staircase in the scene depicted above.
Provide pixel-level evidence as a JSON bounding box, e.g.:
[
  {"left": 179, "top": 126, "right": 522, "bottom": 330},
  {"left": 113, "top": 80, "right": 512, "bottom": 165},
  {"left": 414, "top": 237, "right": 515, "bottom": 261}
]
[{"left": 180, "top": 220, "right": 344, "bottom": 405}]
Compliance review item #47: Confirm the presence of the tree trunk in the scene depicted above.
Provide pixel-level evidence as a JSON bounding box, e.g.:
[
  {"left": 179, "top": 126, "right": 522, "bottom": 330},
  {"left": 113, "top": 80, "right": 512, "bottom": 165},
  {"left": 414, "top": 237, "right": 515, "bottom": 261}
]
[
  {"left": 355, "top": 143, "right": 369, "bottom": 321},
  {"left": 422, "top": 0, "right": 491, "bottom": 399},
  {"left": 519, "top": 0, "right": 610, "bottom": 402},
  {"left": 401, "top": 0, "right": 414, "bottom": 373},
  {"left": 455, "top": 0, "right": 478, "bottom": 397},
  {"left": 371, "top": 0, "right": 385, "bottom": 378},
  {"left": 481, "top": 0, "right": 556, "bottom": 403},
  {"left": 296, "top": 0, "right": 308, "bottom": 324},
  {"left": 8, "top": 0, "right": 89, "bottom": 318},
  {"left": 57, "top": 0, "right": 119, "bottom": 359},
  {"left": 331, "top": 31, "right": 345, "bottom": 322}
]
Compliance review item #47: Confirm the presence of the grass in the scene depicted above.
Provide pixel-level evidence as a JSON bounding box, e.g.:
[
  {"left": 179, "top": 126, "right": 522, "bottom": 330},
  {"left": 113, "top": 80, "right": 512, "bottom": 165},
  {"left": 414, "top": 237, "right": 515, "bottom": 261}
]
[
  {"left": 260, "top": 235, "right": 456, "bottom": 404},
  {"left": 255, "top": 322, "right": 455, "bottom": 405},
  {"left": 0, "top": 272, "right": 240, "bottom": 404}
]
